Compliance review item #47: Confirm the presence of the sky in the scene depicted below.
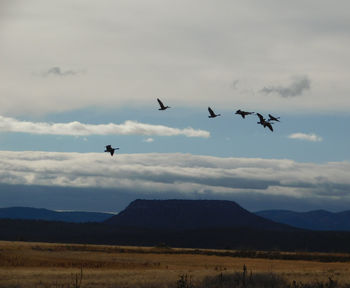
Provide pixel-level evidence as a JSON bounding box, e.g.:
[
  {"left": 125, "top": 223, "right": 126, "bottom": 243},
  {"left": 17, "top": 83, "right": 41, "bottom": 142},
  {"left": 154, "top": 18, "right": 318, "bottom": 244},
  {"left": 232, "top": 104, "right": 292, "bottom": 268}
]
[{"left": 1, "top": 0, "right": 350, "bottom": 213}]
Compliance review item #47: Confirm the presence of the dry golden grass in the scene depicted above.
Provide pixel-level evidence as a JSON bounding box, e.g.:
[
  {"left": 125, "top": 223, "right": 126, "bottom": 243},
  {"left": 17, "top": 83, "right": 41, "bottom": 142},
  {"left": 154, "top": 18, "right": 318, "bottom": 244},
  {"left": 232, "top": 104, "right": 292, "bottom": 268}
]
[{"left": 1, "top": 241, "right": 350, "bottom": 287}]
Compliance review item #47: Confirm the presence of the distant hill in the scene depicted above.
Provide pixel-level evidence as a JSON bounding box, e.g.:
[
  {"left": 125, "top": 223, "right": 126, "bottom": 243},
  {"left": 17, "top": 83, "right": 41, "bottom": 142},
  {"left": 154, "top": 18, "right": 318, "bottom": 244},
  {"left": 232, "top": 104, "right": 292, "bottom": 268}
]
[
  {"left": 0, "top": 207, "right": 113, "bottom": 223},
  {"left": 2, "top": 218, "right": 350, "bottom": 252},
  {"left": 105, "top": 199, "right": 295, "bottom": 231},
  {"left": 2, "top": 200, "right": 350, "bottom": 252},
  {"left": 255, "top": 210, "right": 350, "bottom": 231}
]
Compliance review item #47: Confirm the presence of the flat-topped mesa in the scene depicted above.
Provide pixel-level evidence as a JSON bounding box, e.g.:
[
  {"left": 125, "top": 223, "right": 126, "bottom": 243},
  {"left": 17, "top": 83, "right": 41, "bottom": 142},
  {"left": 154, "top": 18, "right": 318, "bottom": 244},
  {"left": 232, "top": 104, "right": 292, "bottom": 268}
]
[{"left": 104, "top": 199, "right": 294, "bottom": 231}]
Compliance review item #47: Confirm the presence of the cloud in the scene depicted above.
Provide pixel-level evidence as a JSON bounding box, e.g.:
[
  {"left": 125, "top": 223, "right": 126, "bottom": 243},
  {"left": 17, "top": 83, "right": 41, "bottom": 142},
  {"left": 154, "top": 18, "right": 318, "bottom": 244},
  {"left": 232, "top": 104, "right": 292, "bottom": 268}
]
[
  {"left": 43, "top": 67, "right": 80, "bottom": 77},
  {"left": 143, "top": 138, "right": 154, "bottom": 143},
  {"left": 0, "top": 151, "right": 349, "bottom": 208},
  {"left": 0, "top": 115, "right": 209, "bottom": 138},
  {"left": 1, "top": 1, "right": 350, "bottom": 115},
  {"left": 261, "top": 76, "right": 311, "bottom": 98},
  {"left": 288, "top": 133, "right": 323, "bottom": 142}
]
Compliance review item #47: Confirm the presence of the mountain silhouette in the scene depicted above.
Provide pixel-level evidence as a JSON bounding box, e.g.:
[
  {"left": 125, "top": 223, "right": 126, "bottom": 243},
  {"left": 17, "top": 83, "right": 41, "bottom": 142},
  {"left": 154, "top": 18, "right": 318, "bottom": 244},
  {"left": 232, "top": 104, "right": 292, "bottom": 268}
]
[
  {"left": 0, "top": 207, "right": 113, "bottom": 223},
  {"left": 256, "top": 209, "right": 350, "bottom": 231},
  {"left": 105, "top": 199, "right": 294, "bottom": 231},
  {"left": 2, "top": 201, "right": 350, "bottom": 251}
]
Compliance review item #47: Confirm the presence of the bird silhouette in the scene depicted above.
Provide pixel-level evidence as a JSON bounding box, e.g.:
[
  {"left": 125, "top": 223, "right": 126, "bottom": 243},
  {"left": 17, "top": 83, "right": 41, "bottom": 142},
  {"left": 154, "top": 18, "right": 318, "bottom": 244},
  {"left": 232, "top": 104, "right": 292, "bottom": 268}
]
[
  {"left": 268, "top": 114, "right": 280, "bottom": 122},
  {"left": 208, "top": 107, "right": 221, "bottom": 118},
  {"left": 104, "top": 145, "right": 120, "bottom": 156},
  {"left": 157, "top": 98, "right": 170, "bottom": 110},
  {"left": 235, "top": 109, "right": 255, "bottom": 119},
  {"left": 256, "top": 113, "right": 273, "bottom": 132}
]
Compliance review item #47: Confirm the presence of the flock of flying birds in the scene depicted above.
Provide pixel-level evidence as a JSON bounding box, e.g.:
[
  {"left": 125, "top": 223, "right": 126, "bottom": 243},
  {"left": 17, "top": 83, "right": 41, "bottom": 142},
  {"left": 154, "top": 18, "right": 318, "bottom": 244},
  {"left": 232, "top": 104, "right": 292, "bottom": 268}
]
[{"left": 104, "top": 98, "right": 280, "bottom": 156}]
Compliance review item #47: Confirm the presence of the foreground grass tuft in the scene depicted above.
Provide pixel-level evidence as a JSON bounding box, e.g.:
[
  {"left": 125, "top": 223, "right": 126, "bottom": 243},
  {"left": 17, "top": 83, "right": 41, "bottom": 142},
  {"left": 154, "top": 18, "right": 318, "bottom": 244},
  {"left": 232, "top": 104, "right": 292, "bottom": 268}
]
[
  {"left": 200, "top": 266, "right": 287, "bottom": 288},
  {"left": 195, "top": 266, "right": 350, "bottom": 288}
]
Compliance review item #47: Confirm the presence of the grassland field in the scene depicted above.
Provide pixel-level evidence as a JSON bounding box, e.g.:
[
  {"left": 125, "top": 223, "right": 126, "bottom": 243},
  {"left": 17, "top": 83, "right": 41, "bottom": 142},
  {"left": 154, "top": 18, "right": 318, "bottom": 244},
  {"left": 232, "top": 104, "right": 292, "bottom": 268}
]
[{"left": 1, "top": 241, "right": 350, "bottom": 288}]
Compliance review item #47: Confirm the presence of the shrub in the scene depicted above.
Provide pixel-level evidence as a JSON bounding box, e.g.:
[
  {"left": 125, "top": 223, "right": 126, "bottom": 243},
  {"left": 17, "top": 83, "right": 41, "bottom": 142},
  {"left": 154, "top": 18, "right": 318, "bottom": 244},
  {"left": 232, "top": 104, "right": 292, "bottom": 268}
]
[
  {"left": 201, "top": 271, "right": 288, "bottom": 288},
  {"left": 177, "top": 274, "right": 195, "bottom": 288}
]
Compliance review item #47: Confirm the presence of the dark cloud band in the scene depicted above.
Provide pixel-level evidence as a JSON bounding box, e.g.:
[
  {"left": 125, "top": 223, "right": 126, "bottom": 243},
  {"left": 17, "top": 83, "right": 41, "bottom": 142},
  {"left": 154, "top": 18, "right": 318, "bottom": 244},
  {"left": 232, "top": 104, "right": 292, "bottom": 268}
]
[{"left": 261, "top": 76, "right": 311, "bottom": 98}]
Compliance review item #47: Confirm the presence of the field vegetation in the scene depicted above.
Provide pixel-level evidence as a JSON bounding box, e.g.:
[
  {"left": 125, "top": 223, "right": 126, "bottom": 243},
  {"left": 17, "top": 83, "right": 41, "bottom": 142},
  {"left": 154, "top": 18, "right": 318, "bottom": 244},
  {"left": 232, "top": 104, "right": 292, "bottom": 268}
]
[{"left": 1, "top": 241, "right": 350, "bottom": 288}]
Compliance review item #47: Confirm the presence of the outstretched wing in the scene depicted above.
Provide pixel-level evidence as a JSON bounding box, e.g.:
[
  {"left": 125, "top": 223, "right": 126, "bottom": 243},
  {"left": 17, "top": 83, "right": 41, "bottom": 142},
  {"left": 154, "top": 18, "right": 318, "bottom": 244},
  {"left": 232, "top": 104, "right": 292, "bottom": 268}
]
[
  {"left": 157, "top": 98, "right": 165, "bottom": 109},
  {"left": 257, "top": 113, "right": 265, "bottom": 122},
  {"left": 268, "top": 114, "right": 280, "bottom": 122},
  {"left": 110, "top": 149, "right": 114, "bottom": 156},
  {"left": 208, "top": 107, "right": 215, "bottom": 117},
  {"left": 105, "top": 145, "right": 112, "bottom": 150},
  {"left": 266, "top": 122, "right": 274, "bottom": 132}
]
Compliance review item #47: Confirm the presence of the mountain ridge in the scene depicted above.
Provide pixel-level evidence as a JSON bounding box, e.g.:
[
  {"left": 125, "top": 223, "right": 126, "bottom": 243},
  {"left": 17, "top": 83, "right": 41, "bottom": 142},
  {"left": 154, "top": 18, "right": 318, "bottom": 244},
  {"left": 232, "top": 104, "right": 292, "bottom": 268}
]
[
  {"left": 255, "top": 209, "right": 350, "bottom": 231},
  {"left": 2, "top": 200, "right": 350, "bottom": 251},
  {"left": 2, "top": 202, "right": 350, "bottom": 231}
]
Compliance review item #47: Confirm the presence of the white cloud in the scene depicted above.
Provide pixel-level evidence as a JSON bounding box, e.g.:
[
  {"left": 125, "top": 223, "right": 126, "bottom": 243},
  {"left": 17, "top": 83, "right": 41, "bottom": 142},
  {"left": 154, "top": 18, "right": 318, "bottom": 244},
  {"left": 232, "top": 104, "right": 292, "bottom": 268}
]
[
  {"left": 0, "top": 115, "right": 210, "bottom": 138},
  {"left": 288, "top": 133, "right": 323, "bottom": 142},
  {"left": 143, "top": 138, "right": 154, "bottom": 143},
  {"left": 0, "top": 151, "right": 349, "bottom": 203}
]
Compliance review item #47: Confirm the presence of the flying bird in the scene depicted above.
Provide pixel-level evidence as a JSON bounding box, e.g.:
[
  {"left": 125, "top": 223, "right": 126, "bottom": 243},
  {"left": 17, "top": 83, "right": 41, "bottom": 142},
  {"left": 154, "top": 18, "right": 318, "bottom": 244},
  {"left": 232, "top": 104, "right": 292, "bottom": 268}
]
[
  {"left": 104, "top": 145, "right": 119, "bottom": 156},
  {"left": 157, "top": 98, "right": 170, "bottom": 110},
  {"left": 235, "top": 109, "right": 255, "bottom": 119},
  {"left": 208, "top": 107, "right": 221, "bottom": 118},
  {"left": 256, "top": 113, "right": 273, "bottom": 132},
  {"left": 268, "top": 114, "right": 280, "bottom": 122}
]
